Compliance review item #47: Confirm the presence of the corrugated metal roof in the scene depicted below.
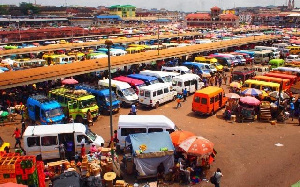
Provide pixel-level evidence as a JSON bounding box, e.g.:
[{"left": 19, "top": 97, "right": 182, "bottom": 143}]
[{"left": 96, "top": 15, "right": 122, "bottom": 20}]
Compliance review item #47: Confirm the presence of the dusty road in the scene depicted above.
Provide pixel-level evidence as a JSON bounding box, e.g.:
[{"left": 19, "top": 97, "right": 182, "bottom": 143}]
[{"left": 2, "top": 84, "right": 300, "bottom": 187}]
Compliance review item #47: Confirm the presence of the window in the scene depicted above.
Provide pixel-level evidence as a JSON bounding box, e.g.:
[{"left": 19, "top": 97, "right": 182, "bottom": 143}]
[
  {"left": 164, "top": 87, "right": 169, "bottom": 93},
  {"left": 215, "top": 95, "right": 219, "bottom": 102},
  {"left": 77, "top": 135, "right": 89, "bottom": 143},
  {"left": 157, "top": 89, "right": 163, "bottom": 95},
  {"left": 184, "top": 81, "right": 190, "bottom": 86},
  {"left": 166, "top": 129, "right": 175, "bottom": 134},
  {"left": 41, "top": 136, "right": 57, "bottom": 146},
  {"left": 201, "top": 98, "right": 207, "bottom": 104},
  {"left": 120, "top": 128, "right": 147, "bottom": 136},
  {"left": 27, "top": 137, "right": 40, "bottom": 147},
  {"left": 148, "top": 128, "right": 163, "bottom": 133},
  {"left": 153, "top": 91, "right": 157, "bottom": 97},
  {"left": 140, "top": 90, "right": 144, "bottom": 96},
  {"left": 145, "top": 91, "right": 150, "bottom": 97},
  {"left": 28, "top": 104, "right": 34, "bottom": 111},
  {"left": 178, "top": 82, "right": 182, "bottom": 87},
  {"left": 250, "top": 84, "right": 256, "bottom": 88},
  {"left": 194, "top": 96, "right": 200, "bottom": 103},
  {"left": 210, "top": 97, "right": 214, "bottom": 104},
  {"left": 191, "top": 80, "right": 196, "bottom": 85}
]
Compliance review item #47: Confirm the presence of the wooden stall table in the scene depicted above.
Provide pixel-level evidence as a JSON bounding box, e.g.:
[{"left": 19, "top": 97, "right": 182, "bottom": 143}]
[{"left": 104, "top": 172, "right": 116, "bottom": 187}]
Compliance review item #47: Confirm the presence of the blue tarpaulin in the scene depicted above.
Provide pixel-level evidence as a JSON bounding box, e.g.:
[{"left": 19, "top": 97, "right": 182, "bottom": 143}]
[{"left": 130, "top": 132, "right": 174, "bottom": 154}]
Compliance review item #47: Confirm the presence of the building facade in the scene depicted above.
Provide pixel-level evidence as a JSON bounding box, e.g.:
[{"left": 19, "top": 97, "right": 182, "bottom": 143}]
[
  {"left": 109, "top": 5, "right": 136, "bottom": 18},
  {"left": 186, "top": 6, "right": 239, "bottom": 28}
]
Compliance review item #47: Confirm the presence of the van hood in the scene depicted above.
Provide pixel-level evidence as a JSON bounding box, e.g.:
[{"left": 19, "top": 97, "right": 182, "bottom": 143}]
[
  {"left": 94, "top": 135, "right": 105, "bottom": 146},
  {"left": 126, "top": 94, "right": 138, "bottom": 101}
]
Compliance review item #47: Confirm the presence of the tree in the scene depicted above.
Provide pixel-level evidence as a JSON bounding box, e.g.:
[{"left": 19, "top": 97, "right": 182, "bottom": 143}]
[
  {"left": 19, "top": 2, "right": 39, "bottom": 15},
  {"left": 0, "top": 5, "right": 9, "bottom": 15}
]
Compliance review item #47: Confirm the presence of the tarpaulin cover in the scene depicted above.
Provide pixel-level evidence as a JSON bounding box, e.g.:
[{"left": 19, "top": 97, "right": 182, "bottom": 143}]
[
  {"left": 130, "top": 132, "right": 175, "bottom": 154},
  {"left": 130, "top": 132, "right": 175, "bottom": 176}
]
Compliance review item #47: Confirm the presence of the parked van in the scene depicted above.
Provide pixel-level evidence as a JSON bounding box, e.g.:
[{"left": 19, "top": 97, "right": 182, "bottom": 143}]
[
  {"left": 253, "top": 76, "right": 290, "bottom": 90},
  {"left": 117, "top": 115, "right": 176, "bottom": 149},
  {"left": 161, "top": 66, "right": 191, "bottom": 74},
  {"left": 269, "top": 59, "right": 285, "bottom": 69},
  {"left": 254, "top": 50, "right": 275, "bottom": 64},
  {"left": 192, "top": 86, "right": 227, "bottom": 115},
  {"left": 113, "top": 76, "right": 146, "bottom": 94},
  {"left": 139, "top": 70, "right": 174, "bottom": 84},
  {"left": 138, "top": 83, "right": 177, "bottom": 108},
  {"left": 285, "top": 55, "right": 299, "bottom": 64},
  {"left": 232, "top": 70, "right": 256, "bottom": 83},
  {"left": 23, "top": 123, "right": 105, "bottom": 160},
  {"left": 127, "top": 74, "right": 159, "bottom": 86},
  {"left": 27, "top": 95, "right": 65, "bottom": 125},
  {"left": 252, "top": 65, "right": 270, "bottom": 76},
  {"left": 75, "top": 84, "right": 121, "bottom": 114},
  {"left": 98, "top": 79, "right": 138, "bottom": 106},
  {"left": 182, "top": 62, "right": 213, "bottom": 76},
  {"left": 172, "top": 74, "right": 204, "bottom": 94}
]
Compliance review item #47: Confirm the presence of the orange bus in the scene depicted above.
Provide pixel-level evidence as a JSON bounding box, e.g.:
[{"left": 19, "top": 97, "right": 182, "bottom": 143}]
[
  {"left": 192, "top": 86, "right": 227, "bottom": 115},
  {"left": 264, "top": 72, "right": 297, "bottom": 85},
  {"left": 253, "top": 75, "right": 291, "bottom": 90}
]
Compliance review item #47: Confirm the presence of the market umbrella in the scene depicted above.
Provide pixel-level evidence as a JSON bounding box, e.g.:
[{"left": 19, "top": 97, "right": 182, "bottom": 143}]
[
  {"left": 225, "top": 93, "right": 240, "bottom": 99},
  {"left": 269, "top": 91, "right": 290, "bottom": 100},
  {"left": 241, "top": 88, "right": 262, "bottom": 97},
  {"left": 240, "top": 96, "right": 261, "bottom": 106},
  {"left": 230, "top": 81, "right": 241, "bottom": 88},
  {"left": 170, "top": 130, "right": 195, "bottom": 147},
  {"left": 62, "top": 78, "right": 79, "bottom": 85},
  {"left": 179, "top": 136, "right": 214, "bottom": 157}
]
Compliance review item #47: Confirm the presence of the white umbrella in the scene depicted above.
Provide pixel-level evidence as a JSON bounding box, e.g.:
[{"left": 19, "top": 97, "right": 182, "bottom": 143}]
[{"left": 269, "top": 91, "right": 289, "bottom": 100}]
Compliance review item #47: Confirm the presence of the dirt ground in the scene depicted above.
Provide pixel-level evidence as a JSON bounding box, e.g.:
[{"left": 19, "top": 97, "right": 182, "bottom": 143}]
[{"left": 2, "top": 80, "right": 300, "bottom": 187}]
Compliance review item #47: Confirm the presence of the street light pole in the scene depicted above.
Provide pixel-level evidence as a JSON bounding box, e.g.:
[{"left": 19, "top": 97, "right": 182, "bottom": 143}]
[
  {"left": 157, "top": 14, "right": 160, "bottom": 56},
  {"left": 105, "top": 39, "right": 114, "bottom": 162}
]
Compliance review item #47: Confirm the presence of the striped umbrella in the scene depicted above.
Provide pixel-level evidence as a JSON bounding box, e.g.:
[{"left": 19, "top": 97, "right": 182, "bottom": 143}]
[{"left": 241, "top": 88, "right": 262, "bottom": 96}]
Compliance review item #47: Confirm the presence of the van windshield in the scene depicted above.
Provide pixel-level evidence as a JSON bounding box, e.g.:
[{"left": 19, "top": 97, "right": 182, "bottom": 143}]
[
  {"left": 162, "top": 76, "right": 172, "bottom": 83},
  {"left": 122, "top": 88, "right": 135, "bottom": 96},
  {"left": 150, "top": 79, "right": 160, "bottom": 84},
  {"left": 86, "top": 129, "right": 97, "bottom": 141},
  {"left": 105, "top": 94, "right": 118, "bottom": 102},
  {"left": 45, "top": 108, "right": 63, "bottom": 118}
]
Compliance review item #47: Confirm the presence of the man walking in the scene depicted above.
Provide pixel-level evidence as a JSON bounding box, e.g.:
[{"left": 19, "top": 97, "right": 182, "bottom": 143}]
[
  {"left": 12, "top": 128, "right": 21, "bottom": 148},
  {"left": 212, "top": 168, "right": 223, "bottom": 187},
  {"left": 176, "top": 95, "right": 182, "bottom": 108},
  {"left": 183, "top": 88, "right": 188, "bottom": 102}
]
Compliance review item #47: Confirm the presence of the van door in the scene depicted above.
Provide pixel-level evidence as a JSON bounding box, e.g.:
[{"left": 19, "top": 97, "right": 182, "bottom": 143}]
[
  {"left": 75, "top": 133, "right": 92, "bottom": 154},
  {"left": 190, "top": 79, "right": 196, "bottom": 93},
  {"left": 40, "top": 135, "right": 59, "bottom": 160},
  {"left": 214, "top": 95, "right": 219, "bottom": 112},
  {"left": 163, "top": 87, "right": 172, "bottom": 102},
  {"left": 156, "top": 88, "right": 164, "bottom": 105},
  {"left": 25, "top": 136, "right": 41, "bottom": 157}
]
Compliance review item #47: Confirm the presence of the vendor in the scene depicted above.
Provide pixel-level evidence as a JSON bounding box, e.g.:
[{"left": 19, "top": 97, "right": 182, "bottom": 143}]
[{"left": 90, "top": 143, "right": 97, "bottom": 153}]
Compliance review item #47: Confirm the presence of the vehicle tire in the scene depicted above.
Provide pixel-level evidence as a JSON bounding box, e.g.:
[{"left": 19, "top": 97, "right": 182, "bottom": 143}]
[
  {"left": 155, "top": 102, "right": 159, "bottom": 109},
  {"left": 75, "top": 115, "right": 83, "bottom": 123}
]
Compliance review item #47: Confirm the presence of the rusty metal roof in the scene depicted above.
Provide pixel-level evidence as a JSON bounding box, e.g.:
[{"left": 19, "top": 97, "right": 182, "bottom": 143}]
[{"left": 0, "top": 35, "right": 280, "bottom": 89}]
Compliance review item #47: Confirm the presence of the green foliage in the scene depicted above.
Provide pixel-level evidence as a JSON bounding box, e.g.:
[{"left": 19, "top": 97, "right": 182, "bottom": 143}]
[
  {"left": 0, "top": 5, "right": 9, "bottom": 15},
  {"left": 19, "top": 2, "right": 40, "bottom": 15}
]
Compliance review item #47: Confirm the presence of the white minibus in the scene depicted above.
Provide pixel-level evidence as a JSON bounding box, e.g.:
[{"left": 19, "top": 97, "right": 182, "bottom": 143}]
[
  {"left": 140, "top": 70, "right": 177, "bottom": 84},
  {"left": 23, "top": 123, "right": 104, "bottom": 160},
  {"left": 99, "top": 79, "right": 138, "bottom": 106},
  {"left": 117, "top": 115, "right": 176, "bottom": 149},
  {"left": 138, "top": 83, "right": 177, "bottom": 108},
  {"left": 172, "top": 73, "right": 204, "bottom": 94},
  {"left": 161, "top": 66, "right": 191, "bottom": 75}
]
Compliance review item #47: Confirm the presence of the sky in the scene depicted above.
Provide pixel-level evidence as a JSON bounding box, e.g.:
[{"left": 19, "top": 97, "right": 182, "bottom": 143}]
[{"left": 0, "top": 0, "right": 299, "bottom": 12}]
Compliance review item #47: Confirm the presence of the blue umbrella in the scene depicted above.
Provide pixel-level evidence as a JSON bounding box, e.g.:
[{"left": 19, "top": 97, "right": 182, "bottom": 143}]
[{"left": 241, "top": 88, "right": 262, "bottom": 96}]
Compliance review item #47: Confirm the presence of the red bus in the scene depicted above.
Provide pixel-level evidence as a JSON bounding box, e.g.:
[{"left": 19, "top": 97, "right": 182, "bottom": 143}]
[
  {"left": 263, "top": 72, "right": 297, "bottom": 85},
  {"left": 113, "top": 76, "right": 146, "bottom": 94}
]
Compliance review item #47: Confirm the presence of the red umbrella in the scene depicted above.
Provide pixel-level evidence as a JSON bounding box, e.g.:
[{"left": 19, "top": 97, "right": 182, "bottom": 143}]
[
  {"left": 240, "top": 96, "right": 261, "bottom": 106},
  {"left": 62, "top": 78, "right": 78, "bottom": 85},
  {"left": 170, "top": 130, "right": 195, "bottom": 147},
  {"left": 179, "top": 136, "right": 214, "bottom": 157}
]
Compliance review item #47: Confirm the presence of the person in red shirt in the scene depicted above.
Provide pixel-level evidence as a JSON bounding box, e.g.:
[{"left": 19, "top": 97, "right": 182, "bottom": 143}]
[
  {"left": 12, "top": 128, "right": 21, "bottom": 148},
  {"left": 81, "top": 144, "right": 86, "bottom": 159}
]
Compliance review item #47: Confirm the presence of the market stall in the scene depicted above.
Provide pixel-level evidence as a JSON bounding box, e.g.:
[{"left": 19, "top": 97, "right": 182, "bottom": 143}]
[{"left": 129, "top": 131, "right": 175, "bottom": 179}]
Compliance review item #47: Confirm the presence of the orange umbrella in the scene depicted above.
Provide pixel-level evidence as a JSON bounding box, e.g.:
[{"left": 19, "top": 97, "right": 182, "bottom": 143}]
[
  {"left": 179, "top": 136, "right": 214, "bottom": 157},
  {"left": 170, "top": 130, "right": 195, "bottom": 147}
]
